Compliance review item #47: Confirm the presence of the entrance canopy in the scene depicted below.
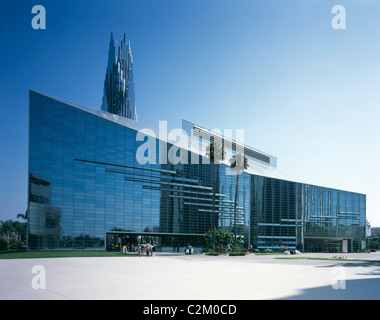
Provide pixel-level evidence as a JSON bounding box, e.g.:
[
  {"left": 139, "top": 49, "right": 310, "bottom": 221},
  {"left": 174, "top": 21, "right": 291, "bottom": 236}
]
[
  {"left": 304, "top": 237, "right": 353, "bottom": 253},
  {"left": 105, "top": 231, "right": 205, "bottom": 252}
]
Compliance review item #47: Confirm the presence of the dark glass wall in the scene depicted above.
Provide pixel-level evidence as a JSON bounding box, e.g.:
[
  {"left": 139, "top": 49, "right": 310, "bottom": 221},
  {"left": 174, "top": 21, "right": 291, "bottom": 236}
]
[
  {"left": 28, "top": 91, "right": 366, "bottom": 252},
  {"left": 251, "top": 176, "right": 366, "bottom": 252}
]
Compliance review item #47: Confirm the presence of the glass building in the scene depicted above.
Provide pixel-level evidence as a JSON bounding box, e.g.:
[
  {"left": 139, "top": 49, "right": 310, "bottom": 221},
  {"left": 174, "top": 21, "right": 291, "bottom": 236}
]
[{"left": 27, "top": 90, "right": 366, "bottom": 252}]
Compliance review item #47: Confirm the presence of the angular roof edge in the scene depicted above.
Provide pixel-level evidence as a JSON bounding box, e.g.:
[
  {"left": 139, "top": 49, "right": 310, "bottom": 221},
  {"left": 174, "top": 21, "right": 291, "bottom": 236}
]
[{"left": 29, "top": 90, "right": 365, "bottom": 195}]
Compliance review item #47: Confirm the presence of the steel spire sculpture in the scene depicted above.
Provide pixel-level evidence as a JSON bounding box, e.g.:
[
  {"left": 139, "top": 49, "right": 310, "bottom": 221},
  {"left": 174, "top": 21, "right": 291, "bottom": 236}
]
[{"left": 101, "top": 32, "right": 137, "bottom": 120}]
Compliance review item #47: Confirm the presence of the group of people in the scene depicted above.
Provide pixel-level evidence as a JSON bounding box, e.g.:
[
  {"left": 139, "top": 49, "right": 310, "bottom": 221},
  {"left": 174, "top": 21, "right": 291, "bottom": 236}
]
[
  {"left": 122, "top": 244, "right": 137, "bottom": 253},
  {"left": 137, "top": 243, "right": 155, "bottom": 256},
  {"left": 121, "top": 243, "right": 156, "bottom": 256}
]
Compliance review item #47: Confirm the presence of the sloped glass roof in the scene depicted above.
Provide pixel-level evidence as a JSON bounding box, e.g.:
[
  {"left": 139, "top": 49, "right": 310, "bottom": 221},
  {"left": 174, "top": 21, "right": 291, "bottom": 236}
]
[{"left": 31, "top": 90, "right": 364, "bottom": 193}]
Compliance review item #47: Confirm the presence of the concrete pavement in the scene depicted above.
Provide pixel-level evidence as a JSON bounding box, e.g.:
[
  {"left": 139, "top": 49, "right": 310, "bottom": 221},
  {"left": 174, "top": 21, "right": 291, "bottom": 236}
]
[{"left": 0, "top": 252, "right": 379, "bottom": 300}]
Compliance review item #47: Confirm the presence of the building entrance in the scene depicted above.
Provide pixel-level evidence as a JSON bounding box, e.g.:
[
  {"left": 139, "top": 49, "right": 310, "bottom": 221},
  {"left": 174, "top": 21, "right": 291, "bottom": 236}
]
[
  {"left": 304, "top": 237, "right": 352, "bottom": 253},
  {"left": 105, "top": 231, "right": 205, "bottom": 252}
]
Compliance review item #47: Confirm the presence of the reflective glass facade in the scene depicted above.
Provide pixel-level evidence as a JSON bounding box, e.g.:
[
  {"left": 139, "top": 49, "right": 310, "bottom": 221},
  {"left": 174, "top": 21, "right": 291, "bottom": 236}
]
[
  {"left": 27, "top": 91, "right": 366, "bottom": 252},
  {"left": 251, "top": 176, "right": 366, "bottom": 252}
]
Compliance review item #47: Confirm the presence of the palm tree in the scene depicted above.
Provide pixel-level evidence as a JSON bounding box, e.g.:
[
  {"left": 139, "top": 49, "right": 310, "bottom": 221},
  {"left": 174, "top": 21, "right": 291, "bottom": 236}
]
[
  {"left": 206, "top": 141, "right": 225, "bottom": 248},
  {"left": 229, "top": 153, "right": 249, "bottom": 247},
  {"left": 17, "top": 210, "right": 28, "bottom": 221}
]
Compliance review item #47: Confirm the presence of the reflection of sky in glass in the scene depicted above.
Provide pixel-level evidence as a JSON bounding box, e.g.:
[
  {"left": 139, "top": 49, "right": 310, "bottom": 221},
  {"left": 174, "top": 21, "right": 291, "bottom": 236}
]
[{"left": 1, "top": 0, "right": 379, "bottom": 227}]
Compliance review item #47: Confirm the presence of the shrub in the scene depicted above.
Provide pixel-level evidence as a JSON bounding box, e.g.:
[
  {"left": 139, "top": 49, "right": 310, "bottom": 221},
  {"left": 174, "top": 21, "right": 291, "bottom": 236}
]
[
  {"left": 206, "top": 251, "right": 220, "bottom": 256},
  {"left": 229, "top": 248, "right": 247, "bottom": 256},
  {"left": 9, "top": 239, "right": 22, "bottom": 249},
  {"left": 204, "top": 249, "right": 220, "bottom": 256},
  {"left": 0, "top": 238, "right": 8, "bottom": 251},
  {"left": 229, "top": 251, "right": 246, "bottom": 256}
]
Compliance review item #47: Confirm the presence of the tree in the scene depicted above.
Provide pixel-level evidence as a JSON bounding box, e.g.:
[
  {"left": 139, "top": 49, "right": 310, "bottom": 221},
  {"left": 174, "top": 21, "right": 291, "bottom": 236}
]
[
  {"left": 12, "top": 221, "right": 27, "bottom": 242},
  {"left": 206, "top": 141, "right": 225, "bottom": 248},
  {"left": 17, "top": 210, "right": 28, "bottom": 221},
  {"left": 204, "top": 228, "right": 244, "bottom": 253},
  {"left": 0, "top": 219, "right": 27, "bottom": 246},
  {"left": 229, "top": 153, "right": 249, "bottom": 247},
  {"left": 0, "top": 238, "right": 7, "bottom": 251},
  {"left": 0, "top": 220, "right": 15, "bottom": 241},
  {"left": 204, "top": 228, "right": 233, "bottom": 251}
]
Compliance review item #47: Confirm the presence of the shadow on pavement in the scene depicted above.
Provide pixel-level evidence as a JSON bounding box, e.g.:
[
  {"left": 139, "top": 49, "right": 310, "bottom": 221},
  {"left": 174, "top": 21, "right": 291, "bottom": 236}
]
[{"left": 279, "top": 277, "right": 380, "bottom": 300}]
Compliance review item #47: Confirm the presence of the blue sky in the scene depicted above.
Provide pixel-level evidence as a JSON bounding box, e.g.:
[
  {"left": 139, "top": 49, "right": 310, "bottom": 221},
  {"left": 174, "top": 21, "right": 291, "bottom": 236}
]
[{"left": 1, "top": 0, "right": 380, "bottom": 226}]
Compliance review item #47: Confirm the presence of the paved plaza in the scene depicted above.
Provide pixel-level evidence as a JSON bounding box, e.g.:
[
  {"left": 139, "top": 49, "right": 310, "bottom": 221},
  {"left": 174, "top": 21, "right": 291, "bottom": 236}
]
[{"left": 0, "top": 252, "right": 380, "bottom": 300}]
